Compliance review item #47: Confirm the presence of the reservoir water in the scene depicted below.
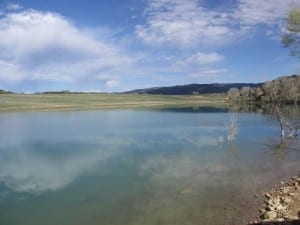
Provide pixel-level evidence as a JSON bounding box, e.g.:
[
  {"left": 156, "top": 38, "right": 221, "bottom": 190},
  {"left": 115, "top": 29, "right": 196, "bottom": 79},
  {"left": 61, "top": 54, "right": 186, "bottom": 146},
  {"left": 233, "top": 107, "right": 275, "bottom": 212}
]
[{"left": 0, "top": 107, "right": 299, "bottom": 225}]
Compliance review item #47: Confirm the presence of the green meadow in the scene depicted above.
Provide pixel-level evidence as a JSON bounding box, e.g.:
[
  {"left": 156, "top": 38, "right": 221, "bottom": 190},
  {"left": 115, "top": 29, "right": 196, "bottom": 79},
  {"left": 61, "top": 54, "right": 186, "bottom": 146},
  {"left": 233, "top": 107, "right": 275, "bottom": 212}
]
[{"left": 0, "top": 93, "right": 226, "bottom": 111}]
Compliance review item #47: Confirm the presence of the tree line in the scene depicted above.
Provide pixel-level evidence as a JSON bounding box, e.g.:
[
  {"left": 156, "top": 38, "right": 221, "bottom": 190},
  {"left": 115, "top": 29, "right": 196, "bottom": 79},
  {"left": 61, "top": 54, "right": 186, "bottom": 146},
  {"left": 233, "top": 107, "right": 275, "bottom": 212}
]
[
  {"left": 227, "top": 75, "right": 300, "bottom": 104},
  {"left": 0, "top": 89, "right": 13, "bottom": 94}
]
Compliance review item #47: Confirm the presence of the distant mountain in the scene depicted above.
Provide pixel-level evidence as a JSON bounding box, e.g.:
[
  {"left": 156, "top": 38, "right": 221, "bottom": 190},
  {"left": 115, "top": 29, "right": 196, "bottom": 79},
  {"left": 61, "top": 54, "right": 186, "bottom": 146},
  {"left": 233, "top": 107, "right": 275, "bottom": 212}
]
[{"left": 124, "top": 83, "right": 262, "bottom": 95}]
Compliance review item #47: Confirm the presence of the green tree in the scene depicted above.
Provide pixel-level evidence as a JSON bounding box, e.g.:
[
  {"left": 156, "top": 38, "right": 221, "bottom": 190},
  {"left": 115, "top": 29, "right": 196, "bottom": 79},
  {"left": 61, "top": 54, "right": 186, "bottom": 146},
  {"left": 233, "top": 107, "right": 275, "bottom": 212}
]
[{"left": 282, "top": 8, "right": 300, "bottom": 57}]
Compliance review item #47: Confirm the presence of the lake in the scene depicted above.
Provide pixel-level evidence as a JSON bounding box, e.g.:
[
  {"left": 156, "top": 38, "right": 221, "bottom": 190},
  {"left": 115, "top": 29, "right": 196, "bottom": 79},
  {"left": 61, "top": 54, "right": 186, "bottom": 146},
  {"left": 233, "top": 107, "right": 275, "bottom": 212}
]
[{"left": 0, "top": 107, "right": 299, "bottom": 225}]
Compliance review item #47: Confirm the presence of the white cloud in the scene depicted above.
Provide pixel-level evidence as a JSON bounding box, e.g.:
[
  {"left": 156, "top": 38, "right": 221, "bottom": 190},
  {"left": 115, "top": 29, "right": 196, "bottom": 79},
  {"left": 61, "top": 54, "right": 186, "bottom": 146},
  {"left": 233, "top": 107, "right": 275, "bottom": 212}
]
[
  {"left": 169, "top": 52, "right": 225, "bottom": 79},
  {"left": 136, "top": 0, "right": 237, "bottom": 48},
  {"left": 1, "top": 1, "right": 298, "bottom": 91},
  {"left": 0, "top": 9, "right": 134, "bottom": 91},
  {"left": 105, "top": 79, "right": 120, "bottom": 88},
  {"left": 6, "top": 3, "right": 23, "bottom": 11},
  {"left": 236, "top": 0, "right": 293, "bottom": 26},
  {"left": 136, "top": 0, "right": 300, "bottom": 48},
  {"left": 182, "top": 52, "right": 223, "bottom": 66},
  {"left": 0, "top": 60, "right": 23, "bottom": 82}
]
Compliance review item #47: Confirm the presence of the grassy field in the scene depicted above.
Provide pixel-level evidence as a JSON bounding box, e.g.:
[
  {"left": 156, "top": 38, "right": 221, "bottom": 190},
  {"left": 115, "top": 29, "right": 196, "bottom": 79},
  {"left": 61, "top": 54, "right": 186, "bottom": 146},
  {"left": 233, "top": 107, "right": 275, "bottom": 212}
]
[{"left": 0, "top": 93, "right": 226, "bottom": 111}]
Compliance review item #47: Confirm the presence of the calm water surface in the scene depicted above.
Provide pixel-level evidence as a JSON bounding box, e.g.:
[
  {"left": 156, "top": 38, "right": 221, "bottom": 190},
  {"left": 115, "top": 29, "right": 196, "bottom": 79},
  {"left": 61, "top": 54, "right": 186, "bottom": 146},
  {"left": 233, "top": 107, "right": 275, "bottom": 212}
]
[{"left": 0, "top": 107, "right": 299, "bottom": 225}]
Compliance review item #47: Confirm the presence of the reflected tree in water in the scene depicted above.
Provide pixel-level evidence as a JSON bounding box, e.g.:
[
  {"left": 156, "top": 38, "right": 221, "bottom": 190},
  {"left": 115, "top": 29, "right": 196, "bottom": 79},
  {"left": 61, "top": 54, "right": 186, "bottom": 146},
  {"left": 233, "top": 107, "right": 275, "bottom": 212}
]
[
  {"left": 226, "top": 111, "right": 238, "bottom": 145},
  {"left": 226, "top": 111, "right": 240, "bottom": 160},
  {"left": 265, "top": 104, "right": 300, "bottom": 164},
  {"left": 272, "top": 104, "right": 300, "bottom": 147}
]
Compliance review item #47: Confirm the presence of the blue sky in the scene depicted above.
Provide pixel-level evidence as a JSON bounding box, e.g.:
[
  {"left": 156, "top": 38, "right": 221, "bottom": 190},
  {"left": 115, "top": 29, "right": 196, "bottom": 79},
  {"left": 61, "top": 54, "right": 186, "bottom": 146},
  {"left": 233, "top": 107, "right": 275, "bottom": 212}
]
[{"left": 0, "top": 0, "right": 299, "bottom": 93}]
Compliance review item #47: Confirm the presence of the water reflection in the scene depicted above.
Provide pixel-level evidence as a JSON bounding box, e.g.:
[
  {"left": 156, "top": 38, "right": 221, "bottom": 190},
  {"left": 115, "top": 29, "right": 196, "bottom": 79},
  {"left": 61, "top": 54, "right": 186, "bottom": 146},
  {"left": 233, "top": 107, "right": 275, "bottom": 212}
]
[
  {"left": 226, "top": 111, "right": 239, "bottom": 144},
  {"left": 0, "top": 108, "right": 299, "bottom": 225},
  {"left": 131, "top": 144, "right": 298, "bottom": 225},
  {"left": 132, "top": 150, "right": 239, "bottom": 225},
  {"left": 0, "top": 139, "right": 124, "bottom": 194},
  {"left": 229, "top": 103, "right": 300, "bottom": 144}
]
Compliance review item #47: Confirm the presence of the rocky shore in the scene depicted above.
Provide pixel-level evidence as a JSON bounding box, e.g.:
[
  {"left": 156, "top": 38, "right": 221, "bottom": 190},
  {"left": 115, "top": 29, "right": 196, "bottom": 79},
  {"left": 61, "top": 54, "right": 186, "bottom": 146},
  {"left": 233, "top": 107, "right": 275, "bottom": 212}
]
[{"left": 249, "top": 174, "right": 300, "bottom": 225}]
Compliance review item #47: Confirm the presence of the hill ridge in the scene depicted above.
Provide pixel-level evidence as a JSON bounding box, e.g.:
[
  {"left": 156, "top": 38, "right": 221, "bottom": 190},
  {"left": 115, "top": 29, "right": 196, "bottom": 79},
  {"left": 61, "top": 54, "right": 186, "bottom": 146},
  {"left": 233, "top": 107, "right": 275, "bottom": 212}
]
[{"left": 124, "top": 82, "right": 262, "bottom": 95}]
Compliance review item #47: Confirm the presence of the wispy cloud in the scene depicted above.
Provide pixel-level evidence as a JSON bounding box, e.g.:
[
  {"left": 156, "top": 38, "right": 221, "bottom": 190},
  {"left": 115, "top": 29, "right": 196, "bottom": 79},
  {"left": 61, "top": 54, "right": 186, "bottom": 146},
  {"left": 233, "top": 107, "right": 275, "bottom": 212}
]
[
  {"left": 236, "top": 0, "right": 294, "bottom": 26},
  {"left": 136, "top": 0, "right": 237, "bottom": 48},
  {"left": 136, "top": 0, "right": 299, "bottom": 48},
  {"left": 170, "top": 52, "right": 225, "bottom": 79},
  {"left": 6, "top": 3, "right": 23, "bottom": 11},
  {"left": 175, "top": 52, "right": 223, "bottom": 68},
  {"left": 189, "top": 68, "right": 228, "bottom": 78}
]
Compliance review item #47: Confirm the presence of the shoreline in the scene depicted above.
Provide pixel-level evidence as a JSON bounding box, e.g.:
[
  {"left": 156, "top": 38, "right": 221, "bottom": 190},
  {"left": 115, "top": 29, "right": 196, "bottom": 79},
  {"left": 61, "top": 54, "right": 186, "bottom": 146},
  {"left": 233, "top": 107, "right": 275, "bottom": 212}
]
[{"left": 248, "top": 174, "right": 300, "bottom": 225}]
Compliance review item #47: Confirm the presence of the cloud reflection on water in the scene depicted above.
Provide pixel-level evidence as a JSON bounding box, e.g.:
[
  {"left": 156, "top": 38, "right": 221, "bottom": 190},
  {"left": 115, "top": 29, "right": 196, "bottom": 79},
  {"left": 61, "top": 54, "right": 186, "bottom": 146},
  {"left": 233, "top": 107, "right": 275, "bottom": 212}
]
[
  {"left": 0, "top": 124, "right": 226, "bottom": 196},
  {"left": 0, "top": 138, "right": 129, "bottom": 194},
  {"left": 0, "top": 110, "right": 299, "bottom": 225}
]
